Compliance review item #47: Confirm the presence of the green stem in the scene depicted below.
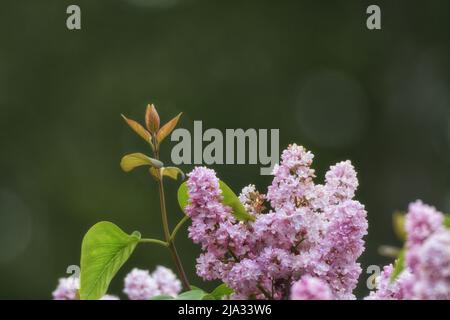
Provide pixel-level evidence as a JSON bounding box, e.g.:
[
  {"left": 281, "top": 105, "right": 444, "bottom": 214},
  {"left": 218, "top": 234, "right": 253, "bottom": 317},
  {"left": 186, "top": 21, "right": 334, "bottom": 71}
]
[
  {"left": 157, "top": 175, "right": 171, "bottom": 242},
  {"left": 157, "top": 173, "right": 191, "bottom": 290},
  {"left": 170, "top": 215, "right": 189, "bottom": 242},
  {"left": 139, "top": 238, "right": 168, "bottom": 248},
  {"left": 153, "top": 145, "right": 191, "bottom": 291}
]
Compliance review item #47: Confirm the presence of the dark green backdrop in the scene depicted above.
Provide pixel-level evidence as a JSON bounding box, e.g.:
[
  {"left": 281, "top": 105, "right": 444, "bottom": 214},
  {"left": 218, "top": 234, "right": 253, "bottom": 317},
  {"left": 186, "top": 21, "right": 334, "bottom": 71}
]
[{"left": 1, "top": 0, "right": 449, "bottom": 299}]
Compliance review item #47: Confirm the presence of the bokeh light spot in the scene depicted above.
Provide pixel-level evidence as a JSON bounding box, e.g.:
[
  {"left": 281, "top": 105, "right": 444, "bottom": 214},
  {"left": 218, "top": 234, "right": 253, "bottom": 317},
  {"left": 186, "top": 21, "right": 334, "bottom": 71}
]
[{"left": 295, "top": 70, "right": 369, "bottom": 148}]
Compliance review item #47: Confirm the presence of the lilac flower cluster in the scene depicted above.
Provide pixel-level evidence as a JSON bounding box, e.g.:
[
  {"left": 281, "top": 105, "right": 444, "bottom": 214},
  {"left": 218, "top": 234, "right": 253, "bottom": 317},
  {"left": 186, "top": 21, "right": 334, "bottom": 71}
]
[
  {"left": 367, "top": 201, "right": 450, "bottom": 300},
  {"left": 52, "top": 277, "right": 119, "bottom": 300},
  {"left": 123, "top": 266, "right": 182, "bottom": 300},
  {"left": 52, "top": 277, "right": 80, "bottom": 300},
  {"left": 185, "top": 144, "right": 368, "bottom": 299},
  {"left": 52, "top": 265, "right": 181, "bottom": 300}
]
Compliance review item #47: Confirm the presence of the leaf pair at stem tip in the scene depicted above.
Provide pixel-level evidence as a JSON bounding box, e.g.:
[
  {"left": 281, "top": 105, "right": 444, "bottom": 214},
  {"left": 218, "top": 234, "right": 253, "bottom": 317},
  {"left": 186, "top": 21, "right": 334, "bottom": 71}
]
[{"left": 121, "top": 103, "right": 182, "bottom": 152}]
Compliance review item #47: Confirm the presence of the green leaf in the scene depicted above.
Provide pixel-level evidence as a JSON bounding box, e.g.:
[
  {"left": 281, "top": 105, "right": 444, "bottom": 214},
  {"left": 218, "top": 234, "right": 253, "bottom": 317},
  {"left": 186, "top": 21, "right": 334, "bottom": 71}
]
[
  {"left": 156, "top": 112, "right": 182, "bottom": 148},
  {"left": 210, "top": 283, "right": 234, "bottom": 300},
  {"left": 177, "top": 181, "right": 189, "bottom": 214},
  {"left": 176, "top": 289, "right": 209, "bottom": 300},
  {"left": 444, "top": 215, "right": 450, "bottom": 229},
  {"left": 188, "top": 285, "right": 203, "bottom": 291},
  {"left": 392, "top": 211, "right": 406, "bottom": 241},
  {"left": 390, "top": 248, "right": 405, "bottom": 283},
  {"left": 162, "top": 167, "right": 185, "bottom": 180},
  {"left": 80, "top": 221, "right": 141, "bottom": 300},
  {"left": 120, "top": 153, "right": 163, "bottom": 172},
  {"left": 149, "top": 167, "right": 160, "bottom": 180},
  {"left": 150, "top": 295, "right": 174, "bottom": 300},
  {"left": 219, "top": 181, "right": 255, "bottom": 222},
  {"left": 145, "top": 104, "right": 160, "bottom": 134},
  {"left": 177, "top": 180, "right": 255, "bottom": 222},
  {"left": 121, "top": 114, "right": 154, "bottom": 149}
]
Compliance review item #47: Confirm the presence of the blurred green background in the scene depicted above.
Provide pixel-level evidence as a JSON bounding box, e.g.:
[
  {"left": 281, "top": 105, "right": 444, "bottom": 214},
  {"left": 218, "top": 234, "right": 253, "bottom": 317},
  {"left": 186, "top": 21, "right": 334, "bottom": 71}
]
[{"left": 1, "top": 0, "right": 449, "bottom": 299}]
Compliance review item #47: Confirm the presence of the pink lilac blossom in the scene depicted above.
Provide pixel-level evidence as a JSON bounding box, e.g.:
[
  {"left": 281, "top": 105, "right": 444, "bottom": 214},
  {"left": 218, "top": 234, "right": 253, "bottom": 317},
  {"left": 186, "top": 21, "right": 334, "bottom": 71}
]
[
  {"left": 123, "top": 266, "right": 182, "bottom": 300},
  {"left": 267, "top": 145, "right": 315, "bottom": 212},
  {"left": 52, "top": 276, "right": 79, "bottom": 300},
  {"left": 123, "top": 268, "right": 160, "bottom": 300},
  {"left": 405, "top": 200, "right": 444, "bottom": 272},
  {"left": 290, "top": 275, "right": 333, "bottom": 300},
  {"left": 185, "top": 167, "right": 241, "bottom": 259},
  {"left": 367, "top": 201, "right": 449, "bottom": 300},
  {"left": 309, "top": 200, "right": 367, "bottom": 299},
  {"left": 186, "top": 144, "right": 367, "bottom": 300},
  {"left": 405, "top": 201, "right": 443, "bottom": 247},
  {"left": 52, "top": 276, "right": 117, "bottom": 300},
  {"left": 152, "top": 266, "right": 182, "bottom": 297},
  {"left": 408, "top": 230, "right": 450, "bottom": 299},
  {"left": 365, "top": 265, "right": 413, "bottom": 300},
  {"left": 325, "top": 161, "right": 358, "bottom": 204},
  {"left": 224, "top": 259, "right": 263, "bottom": 297}
]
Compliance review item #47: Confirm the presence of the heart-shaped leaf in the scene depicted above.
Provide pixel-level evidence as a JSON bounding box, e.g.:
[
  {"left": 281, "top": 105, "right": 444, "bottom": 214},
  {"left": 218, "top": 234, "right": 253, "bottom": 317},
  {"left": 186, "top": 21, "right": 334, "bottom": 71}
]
[
  {"left": 79, "top": 222, "right": 141, "bottom": 300},
  {"left": 177, "top": 179, "right": 255, "bottom": 222},
  {"left": 121, "top": 114, "right": 153, "bottom": 149},
  {"left": 120, "top": 153, "right": 163, "bottom": 172},
  {"left": 156, "top": 112, "right": 182, "bottom": 148}
]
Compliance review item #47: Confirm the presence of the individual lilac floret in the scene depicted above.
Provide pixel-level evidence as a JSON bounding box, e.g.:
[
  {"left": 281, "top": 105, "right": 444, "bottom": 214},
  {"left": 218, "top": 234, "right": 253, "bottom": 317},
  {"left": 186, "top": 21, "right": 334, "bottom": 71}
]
[
  {"left": 290, "top": 275, "right": 333, "bottom": 300},
  {"left": 123, "top": 268, "right": 160, "bottom": 300},
  {"left": 152, "top": 266, "right": 182, "bottom": 297},
  {"left": 52, "top": 276, "right": 80, "bottom": 300},
  {"left": 325, "top": 160, "right": 358, "bottom": 204}
]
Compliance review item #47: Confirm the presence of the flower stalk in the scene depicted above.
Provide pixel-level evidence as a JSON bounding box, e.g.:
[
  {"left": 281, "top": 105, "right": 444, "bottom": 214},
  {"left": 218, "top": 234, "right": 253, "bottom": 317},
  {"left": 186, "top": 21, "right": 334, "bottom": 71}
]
[
  {"left": 122, "top": 104, "right": 190, "bottom": 291},
  {"left": 155, "top": 159, "right": 191, "bottom": 290}
]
